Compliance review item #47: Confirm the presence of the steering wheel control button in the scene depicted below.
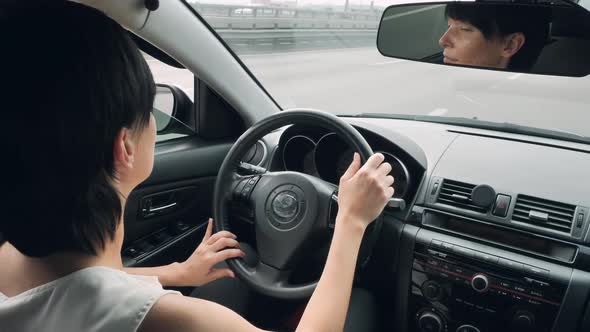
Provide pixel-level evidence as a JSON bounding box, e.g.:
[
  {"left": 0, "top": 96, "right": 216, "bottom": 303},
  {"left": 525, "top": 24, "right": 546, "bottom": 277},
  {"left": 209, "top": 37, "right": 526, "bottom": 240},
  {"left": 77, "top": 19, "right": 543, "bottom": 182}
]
[
  {"left": 456, "top": 325, "right": 480, "bottom": 332},
  {"left": 248, "top": 176, "right": 260, "bottom": 186},
  {"left": 233, "top": 179, "right": 249, "bottom": 199},
  {"left": 471, "top": 184, "right": 496, "bottom": 208},
  {"left": 492, "top": 194, "right": 512, "bottom": 217},
  {"left": 471, "top": 274, "right": 490, "bottom": 293}
]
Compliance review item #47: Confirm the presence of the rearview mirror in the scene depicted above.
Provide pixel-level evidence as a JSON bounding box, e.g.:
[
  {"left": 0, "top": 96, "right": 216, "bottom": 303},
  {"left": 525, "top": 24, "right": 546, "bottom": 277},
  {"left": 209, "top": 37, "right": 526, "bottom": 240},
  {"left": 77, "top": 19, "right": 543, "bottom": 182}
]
[{"left": 377, "top": 0, "right": 590, "bottom": 77}]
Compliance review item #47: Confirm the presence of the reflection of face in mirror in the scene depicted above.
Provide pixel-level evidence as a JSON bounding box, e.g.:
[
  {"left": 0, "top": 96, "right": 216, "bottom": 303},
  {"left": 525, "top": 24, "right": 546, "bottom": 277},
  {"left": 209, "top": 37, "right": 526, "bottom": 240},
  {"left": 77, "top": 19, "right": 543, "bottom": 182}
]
[
  {"left": 438, "top": 4, "right": 550, "bottom": 71},
  {"left": 439, "top": 18, "right": 524, "bottom": 69}
]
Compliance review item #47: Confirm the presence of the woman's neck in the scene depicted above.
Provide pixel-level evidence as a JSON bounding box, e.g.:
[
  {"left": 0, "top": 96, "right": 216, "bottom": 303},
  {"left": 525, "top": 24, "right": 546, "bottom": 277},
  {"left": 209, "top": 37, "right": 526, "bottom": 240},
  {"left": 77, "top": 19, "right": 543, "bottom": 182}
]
[
  {"left": 0, "top": 188, "right": 130, "bottom": 297},
  {"left": 0, "top": 229, "right": 124, "bottom": 297}
]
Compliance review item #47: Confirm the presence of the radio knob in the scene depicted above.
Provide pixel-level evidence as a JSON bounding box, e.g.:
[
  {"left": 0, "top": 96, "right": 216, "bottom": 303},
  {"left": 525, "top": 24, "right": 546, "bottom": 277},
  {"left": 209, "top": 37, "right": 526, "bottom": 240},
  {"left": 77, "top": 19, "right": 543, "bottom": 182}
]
[
  {"left": 422, "top": 281, "right": 444, "bottom": 301},
  {"left": 418, "top": 311, "right": 444, "bottom": 332},
  {"left": 511, "top": 311, "right": 535, "bottom": 331},
  {"left": 456, "top": 325, "right": 481, "bottom": 332},
  {"left": 471, "top": 274, "right": 489, "bottom": 293}
]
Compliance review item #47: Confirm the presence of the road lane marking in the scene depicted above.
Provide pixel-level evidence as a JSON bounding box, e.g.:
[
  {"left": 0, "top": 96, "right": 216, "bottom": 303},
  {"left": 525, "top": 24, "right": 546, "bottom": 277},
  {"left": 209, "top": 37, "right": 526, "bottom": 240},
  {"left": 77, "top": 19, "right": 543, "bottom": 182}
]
[
  {"left": 508, "top": 73, "right": 522, "bottom": 80},
  {"left": 240, "top": 46, "right": 374, "bottom": 57},
  {"left": 369, "top": 59, "right": 405, "bottom": 66},
  {"left": 428, "top": 108, "right": 448, "bottom": 116}
]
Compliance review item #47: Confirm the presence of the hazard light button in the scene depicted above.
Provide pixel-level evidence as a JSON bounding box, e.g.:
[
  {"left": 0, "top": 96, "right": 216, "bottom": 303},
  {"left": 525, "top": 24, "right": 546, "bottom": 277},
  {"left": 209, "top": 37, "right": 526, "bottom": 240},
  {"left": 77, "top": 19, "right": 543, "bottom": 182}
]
[{"left": 493, "top": 194, "right": 511, "bottom": 217}]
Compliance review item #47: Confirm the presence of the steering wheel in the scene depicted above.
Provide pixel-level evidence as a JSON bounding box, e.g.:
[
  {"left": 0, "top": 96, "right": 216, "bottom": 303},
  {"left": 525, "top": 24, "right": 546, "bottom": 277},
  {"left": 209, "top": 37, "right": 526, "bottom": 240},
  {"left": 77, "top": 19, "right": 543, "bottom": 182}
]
[{"left": 213, "top": 109, "right": 382, "bottom": 300}]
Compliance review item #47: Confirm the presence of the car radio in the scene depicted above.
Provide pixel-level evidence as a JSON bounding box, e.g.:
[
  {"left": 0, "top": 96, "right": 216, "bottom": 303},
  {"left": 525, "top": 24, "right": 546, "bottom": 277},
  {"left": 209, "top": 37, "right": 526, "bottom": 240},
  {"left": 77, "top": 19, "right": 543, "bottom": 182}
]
[{"left": 409, "top": 240, "right": 569, "bottom": 332}]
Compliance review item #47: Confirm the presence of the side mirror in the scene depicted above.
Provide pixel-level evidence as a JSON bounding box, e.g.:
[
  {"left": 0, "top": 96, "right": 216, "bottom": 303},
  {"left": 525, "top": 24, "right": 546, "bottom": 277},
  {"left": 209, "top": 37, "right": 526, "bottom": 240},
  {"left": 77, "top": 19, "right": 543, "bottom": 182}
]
[
  {"left": 154, "top": 84, "right": 194, "bottom": 135},
  {"left": 377, "top": 0, "right": 590, "bottom": 77}
]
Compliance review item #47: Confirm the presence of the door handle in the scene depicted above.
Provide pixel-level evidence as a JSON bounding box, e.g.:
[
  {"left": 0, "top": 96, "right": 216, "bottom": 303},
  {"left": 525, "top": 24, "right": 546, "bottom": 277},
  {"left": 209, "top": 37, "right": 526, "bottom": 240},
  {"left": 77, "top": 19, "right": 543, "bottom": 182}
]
[
  {"left": 148, "top": 202, "right": 177, "bottom": 213},
  {"left": 141, "top": 194, "right": 178, "bottom": 218}
]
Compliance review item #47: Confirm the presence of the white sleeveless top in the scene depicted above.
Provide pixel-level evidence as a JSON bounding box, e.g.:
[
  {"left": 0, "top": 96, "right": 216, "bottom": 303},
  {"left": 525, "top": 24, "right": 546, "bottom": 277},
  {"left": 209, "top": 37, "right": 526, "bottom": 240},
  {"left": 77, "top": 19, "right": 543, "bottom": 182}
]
[{"left": 0, "top": 266, "right": 180, "bottom": 332}]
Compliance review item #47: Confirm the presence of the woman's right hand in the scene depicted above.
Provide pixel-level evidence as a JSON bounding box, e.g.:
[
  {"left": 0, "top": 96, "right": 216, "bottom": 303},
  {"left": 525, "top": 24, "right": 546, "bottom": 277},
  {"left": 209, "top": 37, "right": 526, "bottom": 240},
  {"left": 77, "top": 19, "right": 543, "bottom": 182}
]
[{"left": 336, "top": 152, "right": 394, "bottom": 230}]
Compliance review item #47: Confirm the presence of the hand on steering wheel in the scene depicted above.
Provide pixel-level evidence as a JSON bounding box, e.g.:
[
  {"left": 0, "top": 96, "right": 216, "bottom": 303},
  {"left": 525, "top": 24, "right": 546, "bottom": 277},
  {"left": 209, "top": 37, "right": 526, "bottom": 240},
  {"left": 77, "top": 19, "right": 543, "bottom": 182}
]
[{"left": 337, "top": 152, "right": 394, "bottom": 230}]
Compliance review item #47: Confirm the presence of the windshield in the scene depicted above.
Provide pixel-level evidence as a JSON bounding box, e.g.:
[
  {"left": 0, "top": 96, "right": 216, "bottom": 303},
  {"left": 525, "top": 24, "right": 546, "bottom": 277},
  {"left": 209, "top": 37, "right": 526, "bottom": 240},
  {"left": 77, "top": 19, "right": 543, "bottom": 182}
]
[{"left": 188, "top": 0, "right": 590, "bottom": 140}]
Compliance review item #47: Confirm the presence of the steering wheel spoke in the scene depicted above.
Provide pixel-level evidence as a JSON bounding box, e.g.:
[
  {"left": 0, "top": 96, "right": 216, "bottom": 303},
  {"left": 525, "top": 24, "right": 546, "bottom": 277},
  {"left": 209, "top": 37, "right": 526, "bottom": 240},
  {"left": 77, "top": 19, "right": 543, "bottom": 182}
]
[{"left": 253, "top": 262, "right": 293, "bottom": 287}]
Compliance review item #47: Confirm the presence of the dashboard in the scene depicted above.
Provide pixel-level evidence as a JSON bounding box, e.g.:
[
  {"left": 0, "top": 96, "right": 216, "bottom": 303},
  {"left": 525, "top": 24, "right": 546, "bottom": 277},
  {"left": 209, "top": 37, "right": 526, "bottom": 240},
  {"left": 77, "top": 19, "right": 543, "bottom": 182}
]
[{"left": 256, "top": 116, "right": 590, "bottom": 332}]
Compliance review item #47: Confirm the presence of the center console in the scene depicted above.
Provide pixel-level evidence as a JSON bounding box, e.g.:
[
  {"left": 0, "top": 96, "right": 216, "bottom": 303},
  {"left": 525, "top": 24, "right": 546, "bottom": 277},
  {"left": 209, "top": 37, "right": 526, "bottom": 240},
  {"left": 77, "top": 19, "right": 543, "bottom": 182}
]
[{"left": 409, "top": 228, "right": 573, "bottom": 332}]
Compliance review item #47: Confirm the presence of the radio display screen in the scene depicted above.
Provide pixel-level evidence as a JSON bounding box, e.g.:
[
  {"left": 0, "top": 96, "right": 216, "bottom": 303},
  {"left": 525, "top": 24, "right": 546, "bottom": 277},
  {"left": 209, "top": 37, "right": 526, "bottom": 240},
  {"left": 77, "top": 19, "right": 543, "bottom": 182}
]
[{"left": 424, "top": 211, "right": 577, "bottom": 262}]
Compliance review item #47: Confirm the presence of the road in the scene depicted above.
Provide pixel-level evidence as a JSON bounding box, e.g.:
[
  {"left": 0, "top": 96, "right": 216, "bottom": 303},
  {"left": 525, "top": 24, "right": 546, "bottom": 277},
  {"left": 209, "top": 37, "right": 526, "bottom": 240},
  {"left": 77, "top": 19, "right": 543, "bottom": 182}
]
[{"left": 148, "top": 46, "right": 590, "bottom": 138}]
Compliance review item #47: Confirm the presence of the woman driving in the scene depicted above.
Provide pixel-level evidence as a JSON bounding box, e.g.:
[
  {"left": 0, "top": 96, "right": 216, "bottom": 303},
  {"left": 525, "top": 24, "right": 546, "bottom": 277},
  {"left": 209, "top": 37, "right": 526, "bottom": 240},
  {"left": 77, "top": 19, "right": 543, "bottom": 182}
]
[{"left": 0, "top": 2, "right": 394, "bottom": 332}]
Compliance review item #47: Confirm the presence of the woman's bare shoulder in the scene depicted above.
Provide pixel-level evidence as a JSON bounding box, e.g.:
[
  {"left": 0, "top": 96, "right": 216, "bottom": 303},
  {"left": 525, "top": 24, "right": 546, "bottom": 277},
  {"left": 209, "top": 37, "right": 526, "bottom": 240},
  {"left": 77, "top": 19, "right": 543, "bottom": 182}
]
[{"left": 139, "top": 293, "right": 270, "bottom": 332}]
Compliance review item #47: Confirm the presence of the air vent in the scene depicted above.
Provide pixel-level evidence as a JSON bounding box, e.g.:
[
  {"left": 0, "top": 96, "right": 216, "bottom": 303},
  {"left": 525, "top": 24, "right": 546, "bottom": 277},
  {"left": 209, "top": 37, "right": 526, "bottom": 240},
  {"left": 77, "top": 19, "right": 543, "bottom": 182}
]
[
  {"left": 512, "top": 195, "right": 576, "bottom": 233},
  {"left": 437, "top": 179, "right": 486, "bottom": 213}
]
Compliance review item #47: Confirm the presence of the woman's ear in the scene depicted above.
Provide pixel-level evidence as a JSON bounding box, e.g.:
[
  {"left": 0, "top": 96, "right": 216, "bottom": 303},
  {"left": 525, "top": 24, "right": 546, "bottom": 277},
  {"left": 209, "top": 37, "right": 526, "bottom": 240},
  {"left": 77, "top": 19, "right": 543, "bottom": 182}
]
[
  {"left": 113, "top": 128, "right": 135, "bottom": 173},
  {"left": 503, "top": 32, "right": 526, "bottom": 58}
]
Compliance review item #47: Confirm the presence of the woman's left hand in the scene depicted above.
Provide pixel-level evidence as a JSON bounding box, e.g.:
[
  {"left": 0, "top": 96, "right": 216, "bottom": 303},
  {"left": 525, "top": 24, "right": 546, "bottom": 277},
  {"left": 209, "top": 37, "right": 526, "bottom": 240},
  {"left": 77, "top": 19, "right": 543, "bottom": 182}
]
[{"left": 174, "top": 218, "right": 245, "bottom": 287}]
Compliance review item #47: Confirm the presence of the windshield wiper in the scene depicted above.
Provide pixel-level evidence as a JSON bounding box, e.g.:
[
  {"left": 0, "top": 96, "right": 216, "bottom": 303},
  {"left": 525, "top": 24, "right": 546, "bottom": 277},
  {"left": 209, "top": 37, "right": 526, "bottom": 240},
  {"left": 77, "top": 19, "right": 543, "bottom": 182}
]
[{"left": 343, "top": 113, "right": 590, "bottom": 145}]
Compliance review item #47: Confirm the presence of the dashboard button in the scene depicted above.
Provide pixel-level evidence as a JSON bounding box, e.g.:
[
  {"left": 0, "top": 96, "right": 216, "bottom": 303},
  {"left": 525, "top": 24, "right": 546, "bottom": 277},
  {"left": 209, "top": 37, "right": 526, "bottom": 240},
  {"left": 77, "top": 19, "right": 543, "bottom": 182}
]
[
  {"left": 431, "top": 182, "right": 440, "bottom": 195},
  {"left": 427, "top": 258, "right": 440, "bottom": 267},
  {"left": 512, "top": 284, "right": 527, "bottom": 293},
  {"left": 453, "top": 246, "right": 475, "bottom": 258},
  {"left": 475, "top": 251, "right": 499, "bottom": 264},
  {"left": 431, "top": 239, "right": 443, "bottom": 248},
  {"left": 498, "top": 258, "right": 524, "bottom": 271},
  {"left": 523, "top": 265, "right": 549, "bottom": 278},
  {"left": 527, "top": 289, "right": 544, "bottom": 298},
  {"left": 441, "top": 242, "right": 454, "bottom": 251},
  {"left": 492, "top": 194, "right": 511, "bottom": 217},
  {"left": 531, "top": 279, "right": 550, "bottom": 288},
  {"left": 452, "top": 266, "right": 466, "bottom": 274},
  {"left": 576, "top": 212, "right": 584, "bottom": 228}
]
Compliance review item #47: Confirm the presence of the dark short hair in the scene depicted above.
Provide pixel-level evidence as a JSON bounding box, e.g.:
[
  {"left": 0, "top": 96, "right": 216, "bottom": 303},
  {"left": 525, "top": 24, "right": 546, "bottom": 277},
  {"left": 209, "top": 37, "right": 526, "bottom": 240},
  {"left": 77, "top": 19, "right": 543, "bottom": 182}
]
[
  {"left": 445, "top": 3, "right": 551, "bottom": 71},
  {"left": 0, "top": 2, "right": 155, "bottom": 257}
]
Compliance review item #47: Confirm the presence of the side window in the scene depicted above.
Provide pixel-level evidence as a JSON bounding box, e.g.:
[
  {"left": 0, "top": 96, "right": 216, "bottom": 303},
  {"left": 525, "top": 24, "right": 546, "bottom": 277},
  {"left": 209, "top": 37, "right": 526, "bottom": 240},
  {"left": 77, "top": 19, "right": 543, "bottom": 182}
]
[{"left": 142, "top": 52, "right": 195, "bottom": 142}]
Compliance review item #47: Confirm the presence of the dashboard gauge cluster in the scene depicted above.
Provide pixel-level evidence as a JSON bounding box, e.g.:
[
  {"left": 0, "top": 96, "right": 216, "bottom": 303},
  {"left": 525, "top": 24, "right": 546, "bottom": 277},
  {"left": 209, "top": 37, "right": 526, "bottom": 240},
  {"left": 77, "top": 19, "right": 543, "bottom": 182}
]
[{"left": 282, "top": 131, "right": 411, "bottom": 199}]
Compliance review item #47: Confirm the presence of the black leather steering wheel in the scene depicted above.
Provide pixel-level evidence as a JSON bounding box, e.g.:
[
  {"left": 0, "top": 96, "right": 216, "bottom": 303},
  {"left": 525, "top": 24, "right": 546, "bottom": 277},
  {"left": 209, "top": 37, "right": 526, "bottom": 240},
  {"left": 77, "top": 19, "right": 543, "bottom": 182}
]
[{"left": 213, "top": 109, "right": 382, "bottom": 300}]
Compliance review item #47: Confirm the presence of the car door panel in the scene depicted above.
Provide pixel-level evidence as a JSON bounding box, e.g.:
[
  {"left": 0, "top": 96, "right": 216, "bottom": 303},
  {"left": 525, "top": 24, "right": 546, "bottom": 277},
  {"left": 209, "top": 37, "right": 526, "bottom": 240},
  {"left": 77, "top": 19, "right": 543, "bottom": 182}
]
[{"left": 122, "top": 138, "right": 233, "bottom": 269}]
